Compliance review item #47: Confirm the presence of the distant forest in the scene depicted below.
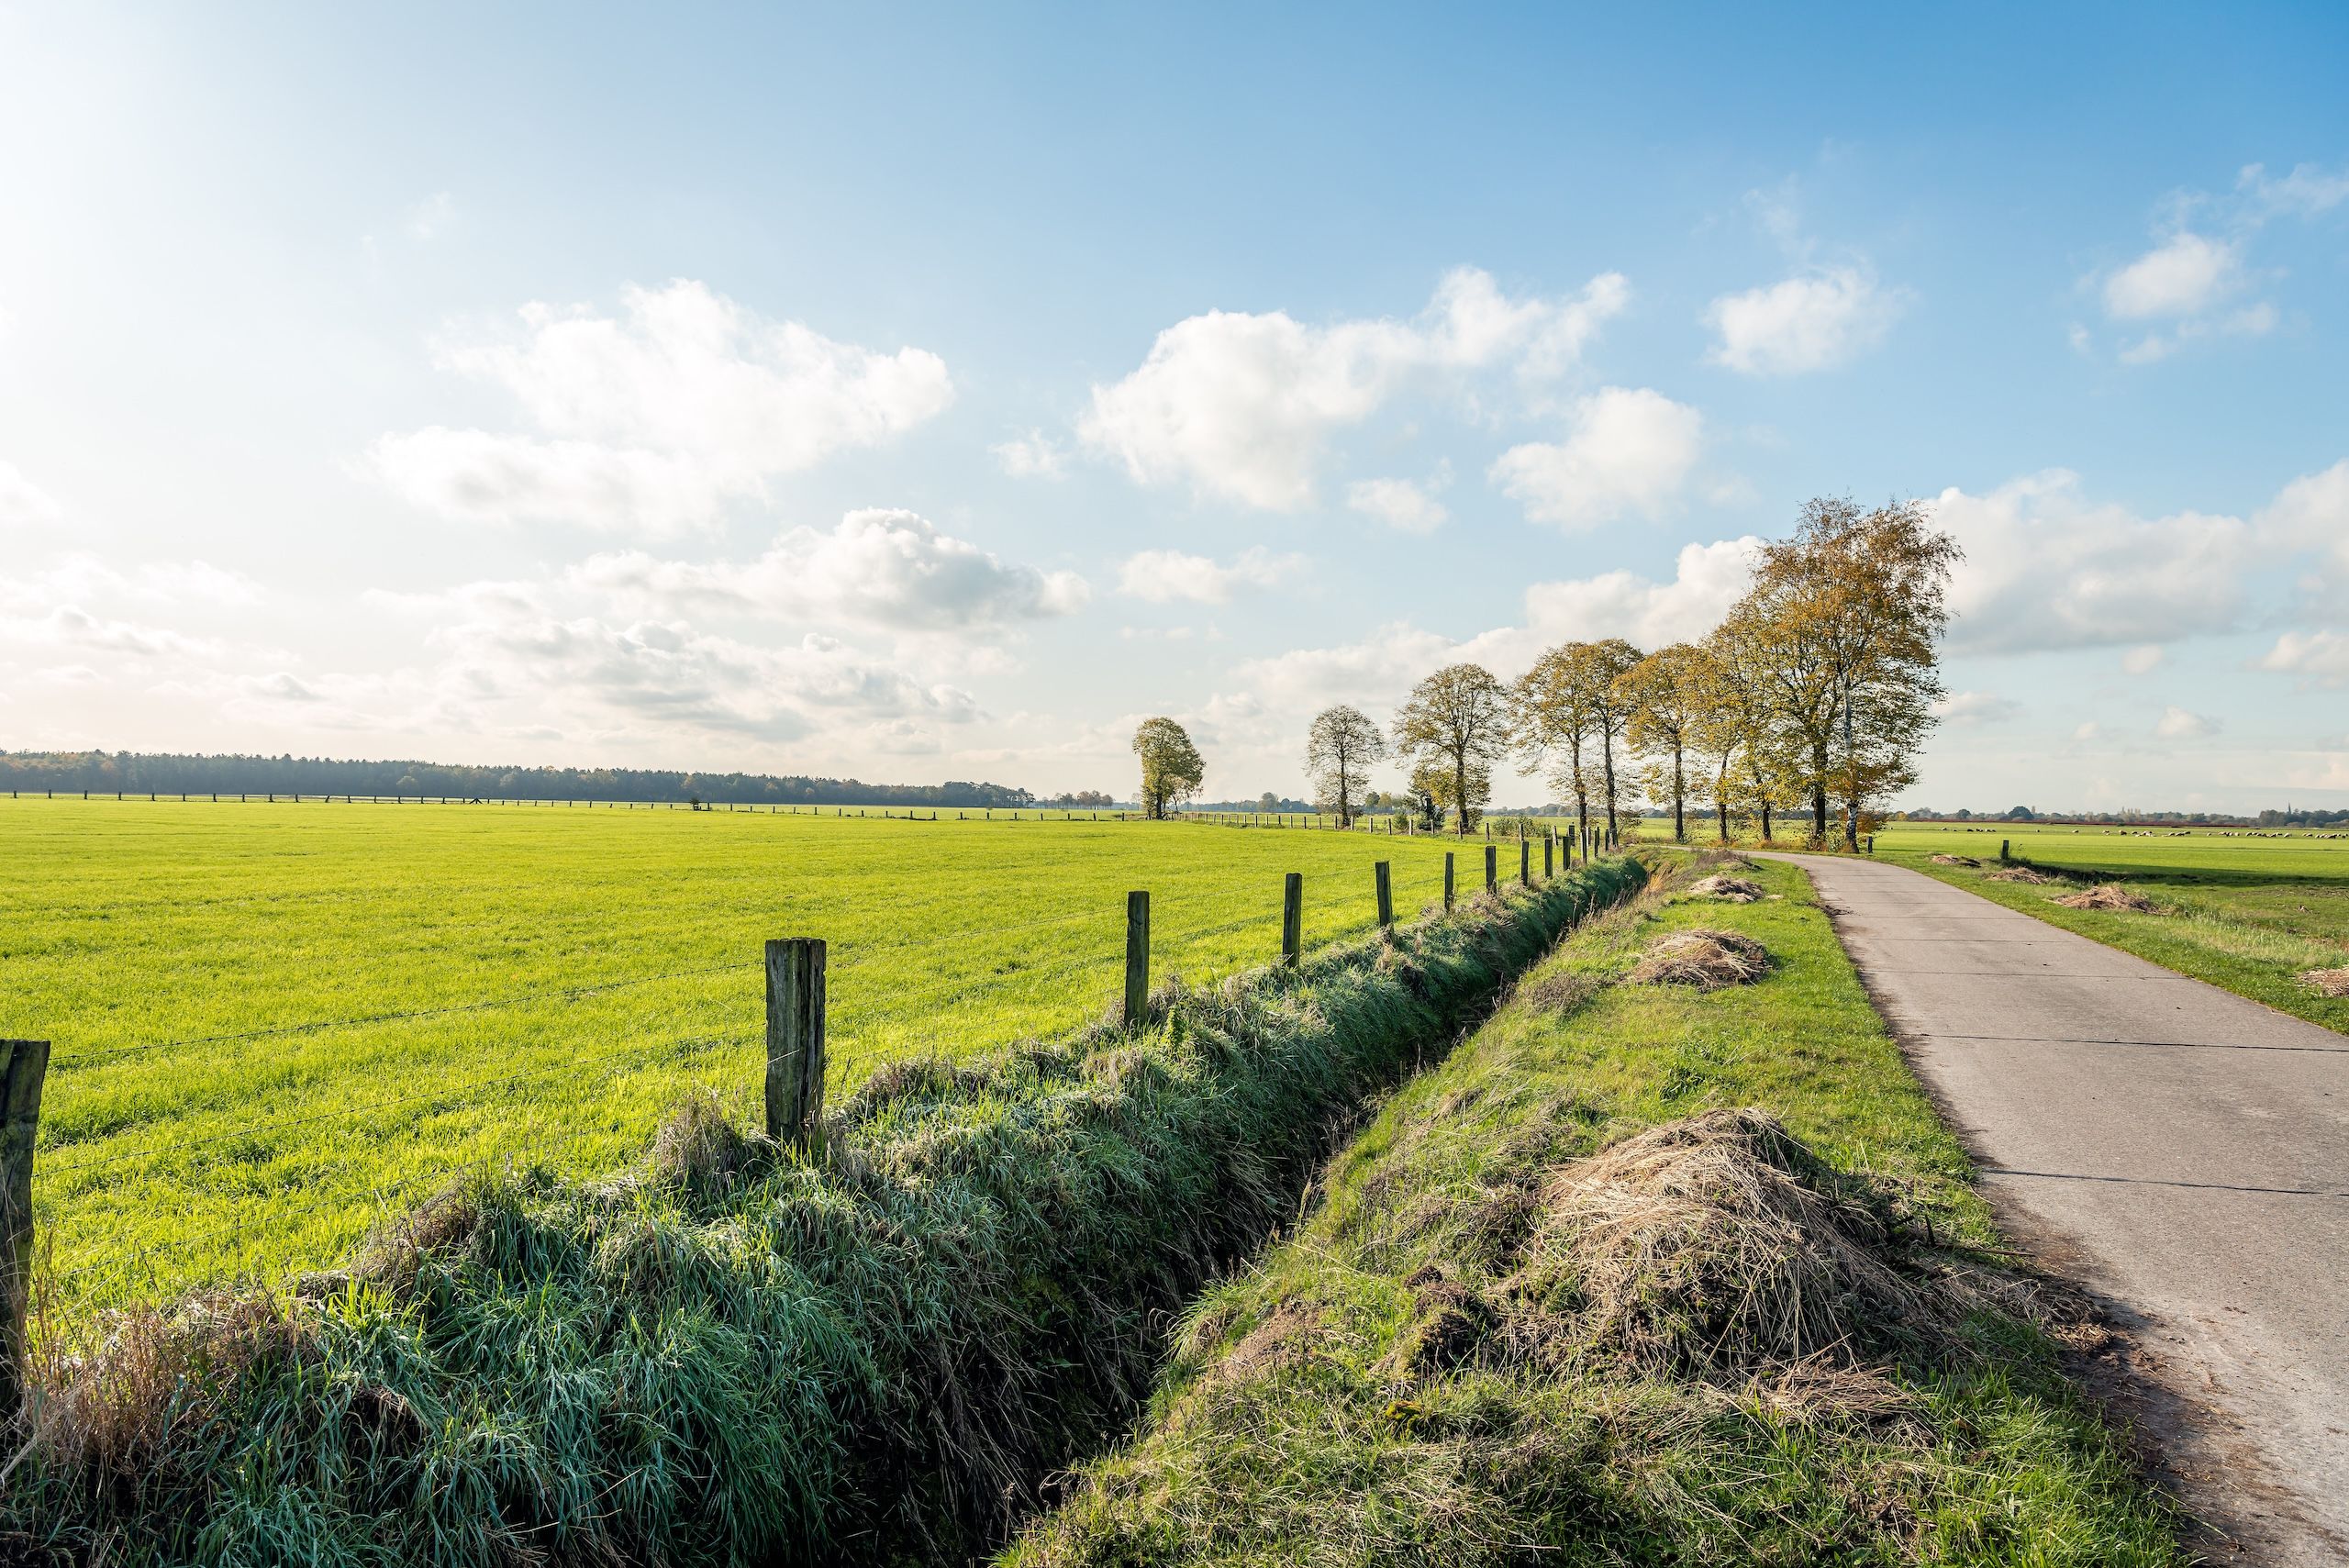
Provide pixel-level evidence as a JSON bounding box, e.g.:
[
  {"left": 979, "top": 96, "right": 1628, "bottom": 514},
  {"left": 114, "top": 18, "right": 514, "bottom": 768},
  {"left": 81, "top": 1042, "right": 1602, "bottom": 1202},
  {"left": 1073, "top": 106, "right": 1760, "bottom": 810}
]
[{"left": 0, "top": 751, "right": 1070, "bottom": 808}]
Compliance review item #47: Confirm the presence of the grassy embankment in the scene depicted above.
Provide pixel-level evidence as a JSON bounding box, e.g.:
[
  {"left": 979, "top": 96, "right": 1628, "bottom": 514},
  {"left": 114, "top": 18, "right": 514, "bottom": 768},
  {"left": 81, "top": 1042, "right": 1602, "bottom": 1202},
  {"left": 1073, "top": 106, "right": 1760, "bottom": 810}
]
[
  {"left": 0, "top": 798, "right": 1485, "bottom": 1307},
  {"left": 1872, "top": 822, "right": 2349, "bottom": 1034},
  {"left": 0, "top": 845, "right": 1646, "bottom": 1566},
  {"left": 1008, "top": 854, "right": 2184, "bottom": 1566}
]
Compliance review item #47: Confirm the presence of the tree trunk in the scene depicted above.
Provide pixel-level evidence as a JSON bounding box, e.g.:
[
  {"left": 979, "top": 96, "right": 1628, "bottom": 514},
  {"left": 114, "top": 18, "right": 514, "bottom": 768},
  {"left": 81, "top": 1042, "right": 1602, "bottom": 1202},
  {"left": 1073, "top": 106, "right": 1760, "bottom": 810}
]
[
  {"left": 1453, "top": 751, "right": 1470, "bottom": 838},
  {"left": 1672, "top": 743, "right": 1685, "bottom": 843},
  {"left": 1601, "top": 733, "right": 1618, "bottom": 840},
  {"left": 1762, "top": 801, "right": 1773, "bottom": 841}
]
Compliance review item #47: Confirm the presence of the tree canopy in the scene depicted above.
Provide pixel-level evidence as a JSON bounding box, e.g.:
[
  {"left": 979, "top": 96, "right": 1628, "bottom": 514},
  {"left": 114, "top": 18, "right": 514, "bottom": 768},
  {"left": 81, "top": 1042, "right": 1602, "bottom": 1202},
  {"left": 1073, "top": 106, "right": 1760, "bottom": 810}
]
[
  {"left": 1391, "top": 664, "right": 1512, "bottom": 837},
  {"left": 1131, "top": 717, "right": 1206, "bottom": 819},
  {"left": 1304, "top": 705, "right": 1386, "bottom": 828}
]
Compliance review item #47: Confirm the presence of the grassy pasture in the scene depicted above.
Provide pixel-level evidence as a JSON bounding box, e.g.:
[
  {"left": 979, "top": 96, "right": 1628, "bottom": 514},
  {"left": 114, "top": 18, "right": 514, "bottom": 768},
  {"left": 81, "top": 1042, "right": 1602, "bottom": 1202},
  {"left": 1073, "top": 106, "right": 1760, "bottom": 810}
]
[
  {"left": 0, "top": 796, "right": 1498, "bottom": 1309},
  {"left": 1871, "top": 821, "right": 2349, "bottom": 1032}
]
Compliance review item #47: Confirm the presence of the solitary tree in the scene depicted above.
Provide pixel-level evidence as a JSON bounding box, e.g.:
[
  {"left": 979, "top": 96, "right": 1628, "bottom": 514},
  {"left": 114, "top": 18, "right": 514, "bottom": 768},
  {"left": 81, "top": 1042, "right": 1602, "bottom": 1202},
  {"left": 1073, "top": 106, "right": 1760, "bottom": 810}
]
[
  {"left": 1617, "top": 643, "right": 1708, "bottom": 843},
  {"left": 1392, "top": 663, "right": 1512, "bottom": 837},
  {"left": 1304, "top": 704, "right": 1386, "bottom": 828},
  {"left": 1131, "top": 717, "right": 1205, "bottom": 819}
]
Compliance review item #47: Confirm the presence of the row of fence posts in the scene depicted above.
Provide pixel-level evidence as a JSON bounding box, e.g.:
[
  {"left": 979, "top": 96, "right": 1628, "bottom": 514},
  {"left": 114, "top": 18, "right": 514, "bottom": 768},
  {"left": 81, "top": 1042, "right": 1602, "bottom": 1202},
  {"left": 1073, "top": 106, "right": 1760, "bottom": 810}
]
[{"left": 0, "top": 828, "right": 1598, "bottom": 1427}]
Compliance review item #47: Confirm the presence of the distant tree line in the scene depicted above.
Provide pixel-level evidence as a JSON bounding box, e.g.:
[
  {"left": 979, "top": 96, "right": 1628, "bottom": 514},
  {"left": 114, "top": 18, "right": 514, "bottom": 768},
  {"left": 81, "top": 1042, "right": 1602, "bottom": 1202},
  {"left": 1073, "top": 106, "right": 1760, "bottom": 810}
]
[{"left": 0, "top": 751, "right": 1042, "bottom": 808}]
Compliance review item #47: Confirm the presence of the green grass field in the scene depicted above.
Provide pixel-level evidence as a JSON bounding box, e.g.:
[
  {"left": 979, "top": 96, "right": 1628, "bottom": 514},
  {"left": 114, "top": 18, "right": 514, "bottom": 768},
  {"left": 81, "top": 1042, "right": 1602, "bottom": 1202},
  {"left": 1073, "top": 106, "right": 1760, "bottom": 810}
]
[
  {"left": 1871, "top": 821, "right": 2349, "bottom": 1033},
  {"left": 1, "top": 797, "right": 1524, "bottom": 1310}
]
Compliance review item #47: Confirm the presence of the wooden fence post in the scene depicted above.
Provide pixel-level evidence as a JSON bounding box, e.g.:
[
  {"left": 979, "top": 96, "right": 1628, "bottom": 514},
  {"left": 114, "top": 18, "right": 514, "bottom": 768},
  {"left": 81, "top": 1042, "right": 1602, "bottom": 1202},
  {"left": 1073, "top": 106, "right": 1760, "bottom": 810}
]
[
  {"left": 1999, "top": 839, "right": 2009, "bottom": 862},
  {"left": 1544, "top": 833, "right": 1554, "bottom": 878},
  {"left": 763, "top": 941, "right": 826, "bottom": 1145},
  {"left": 1484, "top": 844, "right": 1497, "bottom": 891},
  {"left": 1374, "top": 862, "right": 1393, "bottom": 930},
  {"left": 1125, "top": 891, "right": 1151, "bottom": 1023},
  {"left": 1, "top": 1038, "right": 50, "bottom": 1429},
  {"left": 1282, "top": 873, "right": 1302, "bottom": 967},
  {"left": 1520, "top": 839, "right": 1531, "bottom": 885},
  {"left": 1443, "top": 851, "right": 1455, "bottom": 912}
]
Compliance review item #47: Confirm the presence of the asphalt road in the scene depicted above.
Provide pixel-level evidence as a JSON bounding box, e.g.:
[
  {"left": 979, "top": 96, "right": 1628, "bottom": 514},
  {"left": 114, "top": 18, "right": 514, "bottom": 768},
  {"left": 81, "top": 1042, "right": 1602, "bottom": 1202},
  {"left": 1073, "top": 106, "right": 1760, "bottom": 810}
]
[{"left": 1764, "top": 852, "right": 2349, "bottom": 1564}]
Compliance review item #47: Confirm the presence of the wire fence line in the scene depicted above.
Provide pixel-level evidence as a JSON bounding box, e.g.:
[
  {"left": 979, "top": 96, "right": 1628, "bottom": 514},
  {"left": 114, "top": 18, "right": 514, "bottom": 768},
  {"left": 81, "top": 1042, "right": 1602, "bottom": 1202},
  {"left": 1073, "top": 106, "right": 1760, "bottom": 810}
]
[{"left": 7, "top": 826, "right": 1582, "bottom": 1340}]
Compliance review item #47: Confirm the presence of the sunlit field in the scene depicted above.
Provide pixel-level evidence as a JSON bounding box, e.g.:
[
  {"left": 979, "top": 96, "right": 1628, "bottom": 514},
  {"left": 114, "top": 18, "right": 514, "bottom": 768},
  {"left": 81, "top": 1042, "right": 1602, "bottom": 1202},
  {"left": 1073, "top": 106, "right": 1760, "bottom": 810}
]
[{"left": 1, "top": 797, "right": 1515, "bottom": 1308}]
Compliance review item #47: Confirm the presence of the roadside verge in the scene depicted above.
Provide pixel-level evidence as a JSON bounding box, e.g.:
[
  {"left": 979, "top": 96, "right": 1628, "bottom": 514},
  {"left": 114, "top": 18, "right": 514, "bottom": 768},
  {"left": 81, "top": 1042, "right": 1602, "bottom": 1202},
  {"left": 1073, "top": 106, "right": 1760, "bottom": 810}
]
[{"left": 1005, "top": 853, "right": 2184, "bottom": 1566}]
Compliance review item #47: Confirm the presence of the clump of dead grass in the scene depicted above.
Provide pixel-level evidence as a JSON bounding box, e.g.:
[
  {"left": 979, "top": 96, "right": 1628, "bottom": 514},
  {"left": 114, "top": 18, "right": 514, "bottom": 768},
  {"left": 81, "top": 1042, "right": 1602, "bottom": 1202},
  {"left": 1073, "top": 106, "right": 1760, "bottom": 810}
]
[
  {"left": 1928, "top": 853, "right": 1979, "bottom": 867},
  {"left": 1520, "top": 972, "right": 1598, "bottom": 1013},
  {"left": 2299, "top": 966, "right": 2349, "bottom": 998},
  {"left": 2053, "top": 884, "right": 2162, "bottom": 913},
  {"left": 1687, "top": 874, "right": 1764, "bottom": 903},
  {"left": 1628, "top": 929, "right": 1770, "bottom": 990},
  {"left": 1499, "top": 1109, "right": 1970, "bottom": 1376},
  {"left": 1986, "top": 866, "right": 2059, "bottom": 884}
]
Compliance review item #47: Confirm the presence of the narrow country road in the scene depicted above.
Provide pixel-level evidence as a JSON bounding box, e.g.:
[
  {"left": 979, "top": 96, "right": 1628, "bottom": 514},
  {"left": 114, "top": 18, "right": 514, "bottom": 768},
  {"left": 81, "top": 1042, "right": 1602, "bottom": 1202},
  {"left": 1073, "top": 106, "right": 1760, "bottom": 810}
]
[{"left": 1762, "top": 853, "right": 2349, "bottom": 1564}]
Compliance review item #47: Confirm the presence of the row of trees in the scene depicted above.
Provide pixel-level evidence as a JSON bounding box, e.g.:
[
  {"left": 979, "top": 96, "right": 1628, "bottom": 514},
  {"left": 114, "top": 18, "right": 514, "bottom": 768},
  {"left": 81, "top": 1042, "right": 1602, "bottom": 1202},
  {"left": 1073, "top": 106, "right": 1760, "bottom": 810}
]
[
  {"left": 0, "top": 751, "right": 1041, "bottom": 809},
  {"left": 1301, "top": 498, "right": 1960, "bottom": 847}
]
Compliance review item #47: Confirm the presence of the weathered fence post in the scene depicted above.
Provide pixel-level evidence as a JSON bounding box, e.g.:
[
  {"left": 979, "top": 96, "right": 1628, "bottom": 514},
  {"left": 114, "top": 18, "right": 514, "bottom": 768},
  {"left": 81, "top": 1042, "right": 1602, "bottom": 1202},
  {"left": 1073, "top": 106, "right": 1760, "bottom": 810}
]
[
  {"left": 1520, "top": 839, "right": 1531, "bottom": 885},
  {"left": 1484, "top": 844, "right": 1497, "bottom": 891},
  {"left": 763, "top": 941, "right": 826, "bottom": 1145},
  {"left": 1125, "top": 891, "right": 1151, "bottom": 1022},
  {"left": 1544, "top": 833, "right": 1554, "bottom": 878},
  {"left": 1282, "top": 873, "right": 1303, "bottom": 966},
  {"left": 1999, "top": 839, "right": 2010, "bottom": 863},
  {"left": 1866, "top": 835, "right": 1876, "bottom": 854},
  {"left": 1443, "top": 851, "right": 1455, "bottom": 912},
  {"left": 1, "top": 1038, "right": 50, "bottom": 1429},
  {"left": 1374, "top": 862, "right": 1393, "bottom": 931}
]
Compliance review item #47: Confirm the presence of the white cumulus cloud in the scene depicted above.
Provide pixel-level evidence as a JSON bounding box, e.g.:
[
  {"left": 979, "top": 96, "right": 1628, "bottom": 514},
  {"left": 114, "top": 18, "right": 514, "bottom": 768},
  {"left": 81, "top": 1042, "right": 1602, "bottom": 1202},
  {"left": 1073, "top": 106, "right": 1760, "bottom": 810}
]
[
  {"left": 562, "top": 509, "right": 1088, "bottom": 631},
  {"left": 2155, "top": 706, "right": 2221, "bottom": 740},
  {"left": 1934, "top": 691, "right": 2022, "bottom": 726},
  {"left": 1078, "top": 267, "right": 1629, "bottom": 511},
  {"left": 1489, "top": 387, "right": 1703, "bottom": 530},
  {"left": 2103, "top": 232, "right": 2242, "bottom": 319},
  {"left": 367, "top": 281, "right": 954, "bottom": 534},
  {"left": 1117, "top": 547, "right": 1304, "bottom": 605},
  {"left": 991, "top": 430, "right": 1068, "bottom": 479},
  {"left": 1516, "top": 538, "right": 1758, "bottom": 651},
  {"left": 1704, "top": 266, "right": 1906, "bottom": 374},
  {"left": 1926, "top": 472, "right": 2255, "bottom": 652},
  {"left": 2257, "top": 630, "right": 2349, "bottom": 689},
  {"left": 1345, "top": 474, "right": 1449, "bottom": 533},
  {"left": 2237, "top": 161, "right": 2349, "bottom": 219}
]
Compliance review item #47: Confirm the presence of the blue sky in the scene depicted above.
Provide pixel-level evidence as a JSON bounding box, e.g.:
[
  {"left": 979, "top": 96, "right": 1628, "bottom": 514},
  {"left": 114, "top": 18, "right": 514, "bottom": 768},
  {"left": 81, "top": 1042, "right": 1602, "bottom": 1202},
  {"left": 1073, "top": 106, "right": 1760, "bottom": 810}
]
[{"left": 2, "top": 2, "right": 2344, "bottom": 808}]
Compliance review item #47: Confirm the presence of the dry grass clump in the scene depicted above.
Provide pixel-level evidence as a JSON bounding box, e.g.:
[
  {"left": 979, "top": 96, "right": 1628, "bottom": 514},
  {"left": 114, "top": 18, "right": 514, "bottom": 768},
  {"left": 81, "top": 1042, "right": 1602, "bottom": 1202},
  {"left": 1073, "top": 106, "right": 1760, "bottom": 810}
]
[
  {"left": 1520, "top": 972, "right": 1598, "bottom": 1013},
  {"left": 2053, "top": 883, "right": 2161, "bottom": 913},
  {"left": 1928, "top": 853, "right": 1979, "bottom": 867},
  {"left": 1628, "top": 929, "right": 1770, "bottom": 991},
  {"left": 1986, "top": 866, "right": 2059, "bottom": 884},
  {"left": 1499, "top": 1110, "right": 1957, "bottom": 1376},
  {"left": 1687, "top": 874, "right": 1764, "bottom": 903},
  {"left": 2300, "top": 966, "right": 2349, "bottom": 998}
]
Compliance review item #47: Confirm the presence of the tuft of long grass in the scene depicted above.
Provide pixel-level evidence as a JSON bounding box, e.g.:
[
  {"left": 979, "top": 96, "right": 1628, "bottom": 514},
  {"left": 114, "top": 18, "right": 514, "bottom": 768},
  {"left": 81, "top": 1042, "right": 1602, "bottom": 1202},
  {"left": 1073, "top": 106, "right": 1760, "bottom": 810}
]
[{"left": 0, "top": 856, "right": 1649, "bottom": 1566}]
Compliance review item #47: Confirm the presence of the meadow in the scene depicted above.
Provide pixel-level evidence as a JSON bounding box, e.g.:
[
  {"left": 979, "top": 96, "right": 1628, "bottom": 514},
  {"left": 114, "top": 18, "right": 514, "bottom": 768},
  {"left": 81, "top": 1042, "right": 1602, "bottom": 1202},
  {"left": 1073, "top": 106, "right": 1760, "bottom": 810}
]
[
  {"left": 1871, "top": 820, "right": 2349, "bottom": 1032},
  {"left": 0, "top": 796, "right": 1502, "bottom": 1310}
]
